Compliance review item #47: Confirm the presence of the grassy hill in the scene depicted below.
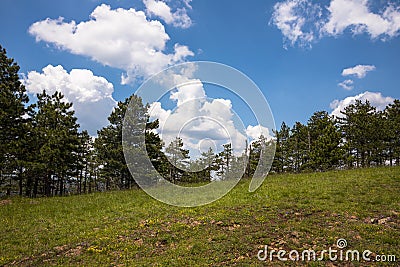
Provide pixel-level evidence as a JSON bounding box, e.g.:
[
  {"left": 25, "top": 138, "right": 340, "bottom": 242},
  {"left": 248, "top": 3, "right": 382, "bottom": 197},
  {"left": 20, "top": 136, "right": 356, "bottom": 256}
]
[{"left": 1, "top": 167, "right": 399, "bottom": 266}]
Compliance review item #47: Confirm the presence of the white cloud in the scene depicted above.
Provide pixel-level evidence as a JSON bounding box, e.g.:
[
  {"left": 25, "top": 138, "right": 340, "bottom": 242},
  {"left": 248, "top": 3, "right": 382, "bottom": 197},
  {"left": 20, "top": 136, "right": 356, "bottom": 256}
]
[
  {"left": 147, "top": 66, "right": 275, "bottom": 158},
  {"left": 143, "top": 0, "right": 192, "bottom": 29},
  {"left": 271, "top": 0, "right": 322, "bottom": 48},
  {"left": 338, "top": 79, "right": 354, "bottom": 90},
  {"left": 330, "top": 91, "right": 395, "bottom": 118},
  {"left": 149, "top": 102, "right": 171, "bottom": 129},
  {"left": 181, "top": 0, "right": 193, "bottom": 10},
  {"left": 324, "top": 0, "right": 400, "bottom": 39},
  {"left": 246, "top": 125, "right": 272, "bottom": 140},
  {"left": 170, "top": 79, "right": 205, "bottom": 107},
  {"left": 342, "top": 64, "right": 376, "bottom": 78},
  {"left": 147, "top": 71, "right": 249, "bottom": 158},
  {"left": 23, "top": 65, "right": 117, "bottom": 135},
  {"left": 144, "top": 0, "right": 174, "bottom": 24},
  {"left": 29, "top": 4, "right": 193, "bottom": 84},
  {"left": 271, "top": 0, "right": 400, "bottom": 48}
]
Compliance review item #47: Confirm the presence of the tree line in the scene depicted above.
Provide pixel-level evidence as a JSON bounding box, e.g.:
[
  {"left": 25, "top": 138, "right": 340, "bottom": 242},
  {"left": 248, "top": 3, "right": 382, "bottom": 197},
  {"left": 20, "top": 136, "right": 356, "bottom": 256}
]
[
  {"left": 272, "top": 102, "right": 400, "bottom": 173},
  {"left": 1, "top": 45, "right": 400, "bottom": 197}
]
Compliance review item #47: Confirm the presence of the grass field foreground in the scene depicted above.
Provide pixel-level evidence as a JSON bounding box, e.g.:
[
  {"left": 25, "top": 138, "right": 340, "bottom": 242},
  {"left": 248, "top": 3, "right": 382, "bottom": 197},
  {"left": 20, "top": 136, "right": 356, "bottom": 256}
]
[{"left": 1, "top": 167, "right": 399, "bottom": 266}]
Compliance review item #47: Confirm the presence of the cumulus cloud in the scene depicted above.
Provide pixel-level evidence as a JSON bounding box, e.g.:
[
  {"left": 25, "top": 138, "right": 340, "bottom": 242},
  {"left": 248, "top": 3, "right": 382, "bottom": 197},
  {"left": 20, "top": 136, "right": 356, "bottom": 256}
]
[
  {"left": 330, "top": 91, "right": 395, "bottom": 118},
  {"left": 147, "top": 70, "right": 251, "bottom": 158},
  {"left": 342, "top": 64, "right": 376, "bottom": 78},
  {"left": 23, "top": 65, "right": 117, "bottom": 135},
  {"left": 246, "top": 125, "right": 273, "bottom": 141},
  {"left": 270, "top": 0, "right": 322, "bottom": 48},
  {"left": 29, "top": 4, "right": 193, "bottom": 84},
  {"left": 271, "top": 0, "right": 400, "bottom": 48},
  {"left": 143, "top": 0, "right": 192, "bottom": 28},
  {"left": 338, "top": 79, "right": 354, "bottom": 90},
  {"left": 324, "top": 0, "right": 400, "bottom": 38},
  {"left": 146, "top": 66, "right": 273, "bottom": 158}
]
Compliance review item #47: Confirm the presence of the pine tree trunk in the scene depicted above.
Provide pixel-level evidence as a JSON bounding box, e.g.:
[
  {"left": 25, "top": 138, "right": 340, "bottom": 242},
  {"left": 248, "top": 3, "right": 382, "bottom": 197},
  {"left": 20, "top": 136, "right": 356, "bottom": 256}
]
[
  {"left": 18, "top": 167, "right": 23, "bottom": 196},
  {"left": 59, "top": 175, "right": 64, "bottom": 196},
  {"left": 78, "top": 168, "right": 83, "bottom": 194},
  {"left": 45, "top": 171, "right": 51, "bottom": 197},
  {"left": 33, "top": 177, "right": 38, "bottom": 197},
  {"left": 83, "top": 164, "right": 88, "bottom": 194}
]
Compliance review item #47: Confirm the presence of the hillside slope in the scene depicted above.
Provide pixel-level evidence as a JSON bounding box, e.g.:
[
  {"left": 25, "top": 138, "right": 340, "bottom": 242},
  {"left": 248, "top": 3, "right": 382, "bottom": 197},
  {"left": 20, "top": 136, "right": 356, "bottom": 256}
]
[{"left": 1, "top": 167, "right": 399, "bottom": 266}]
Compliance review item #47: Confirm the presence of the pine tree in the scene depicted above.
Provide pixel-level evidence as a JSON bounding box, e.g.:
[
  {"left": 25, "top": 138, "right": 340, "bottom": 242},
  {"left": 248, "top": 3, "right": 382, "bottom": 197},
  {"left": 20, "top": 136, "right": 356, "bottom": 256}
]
[
  {"left": 370, "top": 110, "right": 386, "bottom": 166},
  {"left": 245, "top": 140, "right": 257, "bottom": 177},
  {"left": 145, "top": 119, "right": 169, "bottom": 180},
  {"left": 95, "top": 95, "right": 167, "bottom": 189},
  {"left": 96, "top": 97, "right": 142, "bottom": 189},
  {"left": 246, "top": 135, "right": 275, "bottom": 177},
  {"left": 339, "top": 100, "right": 377, "bottom": 168},
  {"left": 30, "top": 91, "right": 80, "bottom": 196},
  {"left": 76, "top": 130, "right": 91, "bottom": 194},
  {"left": 272, "top": 122, "right": 291, "bottom": 173},
  {"left": 216, "top": 143, "right": 233, "bottom": 179},
  {"left": 200, "top": 147, "right": 217, "bottom": 182},
  {"left": 0, "top": 45, "right": 29, "bottom": 193},
  {"left": 289, "top": 122, "right": 310, "bottom": 172},
  {"left": 165, "top": 137, "right": 190, "bottom": 183},
  {"left": 385, "top": 100, "right": 400, "bottom": 165},
  {"left": 307, "top": 111, "right": 342, "bottom": 171}
]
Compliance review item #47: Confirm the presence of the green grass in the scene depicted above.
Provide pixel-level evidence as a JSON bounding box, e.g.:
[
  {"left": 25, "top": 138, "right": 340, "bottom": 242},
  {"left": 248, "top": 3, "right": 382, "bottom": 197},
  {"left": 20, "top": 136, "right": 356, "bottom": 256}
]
[{"left": 1, "top": 167, "right": 399, "bottom": 266}]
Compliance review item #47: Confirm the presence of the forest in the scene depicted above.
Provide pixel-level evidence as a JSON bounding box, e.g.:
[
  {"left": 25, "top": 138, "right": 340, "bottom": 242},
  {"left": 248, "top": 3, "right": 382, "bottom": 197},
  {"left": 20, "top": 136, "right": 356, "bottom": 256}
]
[{"left": 1, "top": 44, "right": 400, "bottom": 197}]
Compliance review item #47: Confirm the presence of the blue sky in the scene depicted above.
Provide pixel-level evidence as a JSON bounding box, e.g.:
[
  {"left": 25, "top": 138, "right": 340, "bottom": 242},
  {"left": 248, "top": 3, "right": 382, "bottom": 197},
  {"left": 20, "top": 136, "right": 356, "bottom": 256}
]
[{"left": 1, "top": 0, "right": 399, "bottom": 152}]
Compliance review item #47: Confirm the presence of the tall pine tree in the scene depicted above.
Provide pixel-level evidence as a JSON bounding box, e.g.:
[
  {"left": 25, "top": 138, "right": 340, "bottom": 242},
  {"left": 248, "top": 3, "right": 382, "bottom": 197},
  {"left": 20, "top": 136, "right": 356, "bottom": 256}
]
[
  {"left": 385, "top": 100, "right": 400, "bottom": 165},
  {"left": 0, "top": 45, "right": 29, "bottom": 193},
  {"left": 307, "top": 111, "right": 342, "bottom": 171},
  {"left": 29, "top": 91, "right": 80, "bottom": 196}
]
